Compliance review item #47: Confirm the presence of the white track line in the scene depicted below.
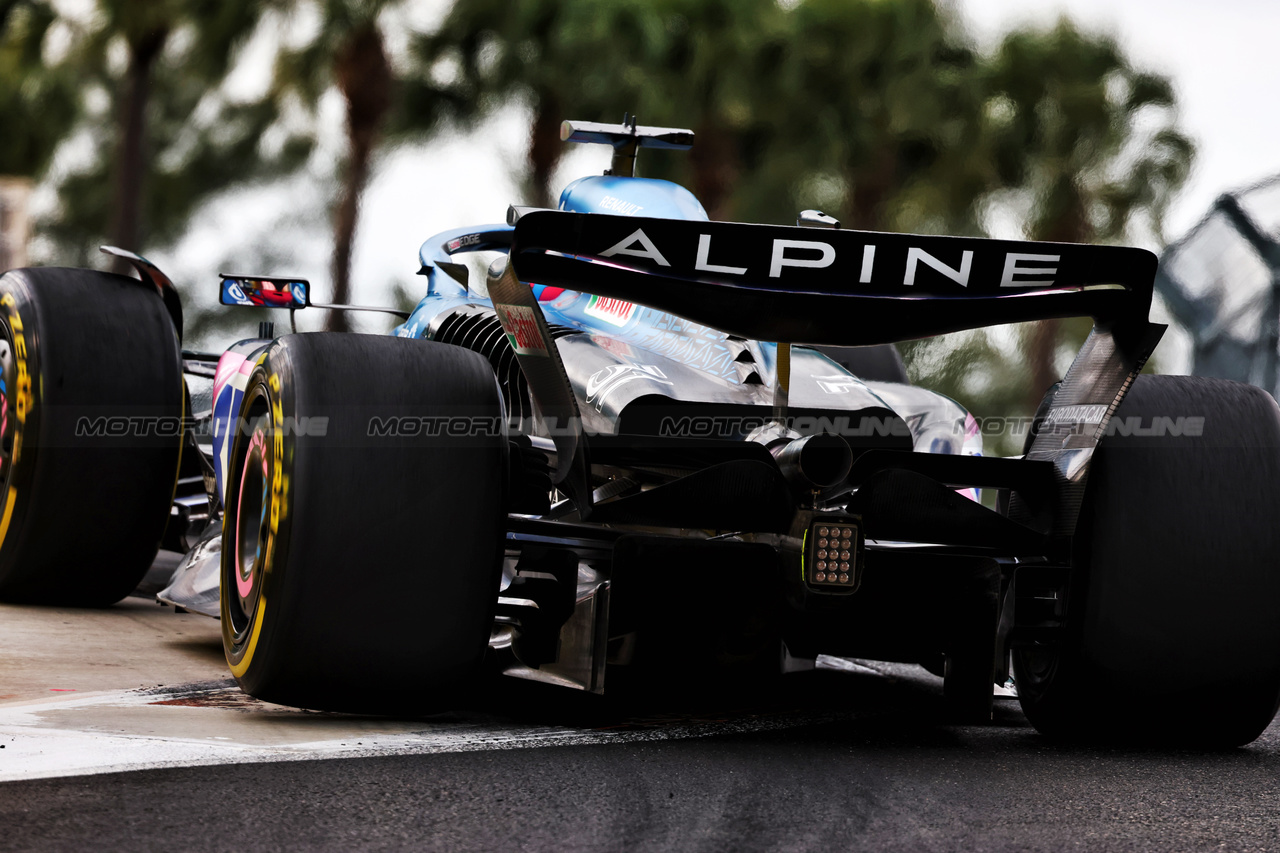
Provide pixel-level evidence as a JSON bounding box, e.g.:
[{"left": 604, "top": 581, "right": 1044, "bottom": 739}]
[{"left": 0, "top": 681, "right": 853, "bottom": 782}]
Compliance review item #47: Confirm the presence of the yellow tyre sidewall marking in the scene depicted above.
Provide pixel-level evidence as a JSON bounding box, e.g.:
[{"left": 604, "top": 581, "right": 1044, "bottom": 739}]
[
  {"left": 228, "top": 368, "right": 286, "bottom": 679},
  {"left": 0, "top": 485, "right": 17, "bottom": 545},
  {"left": 229, "top": 597, "right": 269, "bottom": 678},
  {"left": 0, "top": 291, "right": 33, "bottom": 551}
]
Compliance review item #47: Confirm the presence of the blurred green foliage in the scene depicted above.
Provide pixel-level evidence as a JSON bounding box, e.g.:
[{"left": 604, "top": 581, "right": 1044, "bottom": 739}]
[
  {"left": 11, "top": 0, "right": 1192, "bottom": 453},
  {"left": 420, "top": 0, "right": 1192, "bottom": 452},
  {"left": 266, "top": 0, "right": 449, "bottom": 330},
  {"left": 982, "top": 21, "right": 1193, "bottom": 416},
  {"left": 0, "top": 1, "right": 80, "bottom": 178},
  {"left": 23, "top": 0, "right": 315, "bottom": 265}
]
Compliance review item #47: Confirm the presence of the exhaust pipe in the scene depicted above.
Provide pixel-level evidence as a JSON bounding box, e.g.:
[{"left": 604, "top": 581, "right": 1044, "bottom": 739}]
[{"left": 771, "top": 433, "right": 853, "bottom": 490}]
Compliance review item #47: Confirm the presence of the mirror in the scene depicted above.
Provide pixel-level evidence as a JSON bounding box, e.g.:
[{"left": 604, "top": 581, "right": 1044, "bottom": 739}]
[{"left": 220, "top": 276, "right": 309, "bottom": 309}]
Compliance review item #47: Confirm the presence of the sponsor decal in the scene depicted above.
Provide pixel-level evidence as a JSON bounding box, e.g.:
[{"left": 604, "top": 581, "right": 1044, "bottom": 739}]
[
  {"left": 589, "top": 335, "right": 635, "bottom": 359},
  {"left": 631, "top": 314, "right": 737, "bottom": 380},
  {"left": 598, "top": 196, "right": 644, "bottom": 216},
  {"left": 494, "top": 304, "right": 549, "bottom": 357},
  {"left": 266, "top": 372, "right": 290, "bottom": 536},
  {"left": 594, "top": 228, "right": 1064, "bottom": 289},
  {"left": 599, "top": 229, "right": 671, "bottom": 266},
  {"left": 903, "top": 412, "right": 928, "bottom": 438},
  {"left": 585, "top": 364, "right": 673, "bottom": 411},
  {"left": 446, "top": 233, "right": 482, "bottom": 252},
  {"left": 583, "top": 295, "right": 636, "bottom": 328},
  {"left": 814, "top": 374, "right": 862, "bottom": 395},
  {"left": 395, "top": 319, "right": 422, "bottom": 338},
  {"left": 1043, "top": 404, "right": 1109, "bottom": 426}
]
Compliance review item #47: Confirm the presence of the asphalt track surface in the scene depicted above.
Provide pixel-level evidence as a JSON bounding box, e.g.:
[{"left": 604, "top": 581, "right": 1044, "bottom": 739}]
[
  {"left": 4, "top": 571, "right": 1280, "bottom": 851},
  {"left": 6, "top": 666, "right": 1280, "bottom": 850}
]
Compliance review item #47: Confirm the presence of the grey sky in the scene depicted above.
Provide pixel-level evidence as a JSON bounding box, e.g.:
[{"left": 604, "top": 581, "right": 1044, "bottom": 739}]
[{"left": 959, "top": 0, "right": 1280, "bottom": 237}]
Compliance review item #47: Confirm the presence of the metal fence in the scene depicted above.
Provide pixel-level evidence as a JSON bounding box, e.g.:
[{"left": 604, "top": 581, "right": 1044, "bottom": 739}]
[{"left": 1157, "top": 175, "right": 1280, "bottom": 397}]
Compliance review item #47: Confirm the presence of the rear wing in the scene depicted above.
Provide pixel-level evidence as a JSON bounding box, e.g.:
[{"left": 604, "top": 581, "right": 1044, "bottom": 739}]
[
  {"left": 497, "top": 209, "right": 1165, "bottom": 538},
  {"left": 508, "top": 210, "right": 1157, "bottom": 345}
]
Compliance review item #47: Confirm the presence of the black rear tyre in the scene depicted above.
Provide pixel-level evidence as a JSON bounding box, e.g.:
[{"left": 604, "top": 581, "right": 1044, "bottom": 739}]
[
  {"left": 0, "top": 267, "right": 183, "bottom": 605},
  {"left": 221, "top": 333, "right": 508, "bottom": 714},
  {"left": 1014, "top": 375, "right": 1280, "bottom": 746}
]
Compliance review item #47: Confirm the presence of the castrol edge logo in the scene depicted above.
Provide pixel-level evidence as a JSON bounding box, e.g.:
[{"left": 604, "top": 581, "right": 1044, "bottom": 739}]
[{"left": 494, "top": 304, "right": 549, "bottom": 357}]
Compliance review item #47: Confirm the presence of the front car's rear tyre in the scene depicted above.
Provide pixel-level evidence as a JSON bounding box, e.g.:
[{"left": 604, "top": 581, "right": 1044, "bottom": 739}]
[
  {"left": 0, "top": 267, "right": 183, "bottom": 605},
  {"left": 1015, "top": 375, "right": 1280, "bottom": 746},
  {"left": 221, "top": 333, "right": 508, "bottom": 713}
]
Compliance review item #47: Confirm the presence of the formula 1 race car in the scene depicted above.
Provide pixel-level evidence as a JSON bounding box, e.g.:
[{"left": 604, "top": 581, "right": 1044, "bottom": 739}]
[{"left": 3, "top": 118, "right": 1280, "bottom": 746}]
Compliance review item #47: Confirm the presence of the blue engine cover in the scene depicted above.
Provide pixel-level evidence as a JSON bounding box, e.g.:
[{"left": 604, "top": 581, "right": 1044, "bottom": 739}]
[
  {"left": 525, "top": 175, "right": 708, "bottom": 303},
  {"left": 558, "top": 175, "right": 708, "bottom": 221}
]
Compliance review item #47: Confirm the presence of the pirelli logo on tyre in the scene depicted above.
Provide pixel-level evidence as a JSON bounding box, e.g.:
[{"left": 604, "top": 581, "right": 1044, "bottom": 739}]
[
  {"left": 0, "top": 293, "right": 32, "bottom": 432},
  {"left": 494, "top": 304, "right": 549, "bottom": 357},
  {"left": 267, "top": 371, "right": 287, "bottom": 533}
]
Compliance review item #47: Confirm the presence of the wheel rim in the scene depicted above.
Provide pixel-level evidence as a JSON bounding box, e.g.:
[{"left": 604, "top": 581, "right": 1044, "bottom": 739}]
[
  {"left": 227, "top": 391, "right": 272, "bottom": 642},
  {"left": 1015, "top": 643, "right": 1059, "bottom": 696}
]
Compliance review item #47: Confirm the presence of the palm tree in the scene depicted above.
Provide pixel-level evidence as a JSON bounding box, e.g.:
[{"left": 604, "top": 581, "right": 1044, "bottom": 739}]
[
  {"left": 0, "top": 0, "right": 81, "bottom": 269},
  {"left": 981, "top": 20, "right": 1194, "bottom": 403},
  {"left": 762, "top": 0, "right": 987, "bottom": 233},
  {"left": 423, "top": 0, "right": 785, "bottom": 218},
  {"left": 627, "top": 0, "right": 787, "bottom": 221},
  {"left": 100, "top": 0, "right": 277, "bottom": 263},
  {"left": 270, "top": 0, "right": 438, "bottom": 332},
  {"left": 409, "top": 3, "right": 1192, "bottom": 455},
  {"left": 424, "top": 0, "right": 641, "bottom": 209},
  {"left": 41, "top": 0, "right": 449, "bottom": 328},
  {"left": 37, "top": 0, "right": 307, "bottom": 269},
  {"left": 0, "top": 0, "right": 80, "bottom": 179}
]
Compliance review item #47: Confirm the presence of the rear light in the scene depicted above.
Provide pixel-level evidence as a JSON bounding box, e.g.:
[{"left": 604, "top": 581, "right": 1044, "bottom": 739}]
[{"left": 804, "top": 517, "right": 862, "bottom": 592}]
